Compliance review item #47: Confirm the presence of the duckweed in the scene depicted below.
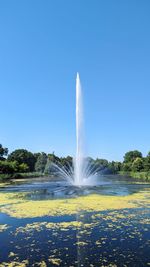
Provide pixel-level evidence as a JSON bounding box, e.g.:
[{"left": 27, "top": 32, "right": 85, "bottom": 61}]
[{"left": 0, "top": 190, "right": 150, "bottom": 218}]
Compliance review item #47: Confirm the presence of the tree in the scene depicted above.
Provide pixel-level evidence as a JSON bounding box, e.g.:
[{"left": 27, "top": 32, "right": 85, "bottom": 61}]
[
  {"left": 0, "top": 160, "right": 19, "bottom": 174},
  {"left": 94, "top": 158, "right": 108, "bottom": 169},
  {"left": 35, "top": 153, "right": 47, "bottom": 173},
  {"left": 124, "top": 150, "right": 142, "bottom": 163},
  {"left": 34, "top": 153, "right": 41, "bottom": 162},
  {"left": 48, "top": 153, "right": 60, "bottom": 165},
  {"left": 113, "top": 161, "right": 122, "bottom": 172},
  {"left": 60, "top": 156, "right": 73, "bottom": 169},
  {"left": 107, "top": 161, "right": 122, "bottom": 173},
  {"left": 0, "top": 144, "right": 8, "bottom": 160},
  {"left": 143, "top": 152, "right": 150, "bottom": 171},
  {"left": 8, "top": 149, "right": 36, "bottom": 172},
  {"left": 19, "top": 163, "right": 29, "bottom": 173},
  {"left": 132, "top": 157, "right": 144, "bottom": 172},
  {"left": 122, "top": 162, "right": 132, "bottom": 172}
]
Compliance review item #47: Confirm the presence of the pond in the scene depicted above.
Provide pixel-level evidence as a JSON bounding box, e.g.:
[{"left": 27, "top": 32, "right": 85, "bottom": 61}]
[{"left": 0, "top": 175, "right": 150, "bottom": 267}]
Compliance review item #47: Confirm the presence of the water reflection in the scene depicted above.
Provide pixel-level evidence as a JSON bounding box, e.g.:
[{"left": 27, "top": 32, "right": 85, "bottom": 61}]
[{"left": 0, "top": 175, "right": 150, "bottom": 200}]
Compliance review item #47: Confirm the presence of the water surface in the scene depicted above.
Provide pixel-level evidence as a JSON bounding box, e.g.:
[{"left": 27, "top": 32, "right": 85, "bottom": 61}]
[{"left": 0, "top": 175, "right": 150, "bottom": 266}]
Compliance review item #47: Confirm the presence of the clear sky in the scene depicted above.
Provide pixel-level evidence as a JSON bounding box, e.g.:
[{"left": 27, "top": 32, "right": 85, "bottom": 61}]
[{"left": 0, "top": 0, "right": 150, "bottom": 161}]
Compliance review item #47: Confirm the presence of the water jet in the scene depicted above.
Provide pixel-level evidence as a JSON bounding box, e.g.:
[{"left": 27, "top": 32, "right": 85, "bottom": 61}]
[{"left": 49, "top": 73, "right": 101, "bottom": 186}]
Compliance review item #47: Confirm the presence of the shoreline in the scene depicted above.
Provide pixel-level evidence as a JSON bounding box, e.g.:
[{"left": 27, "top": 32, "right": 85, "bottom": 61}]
[
  {"left": 1, "top": 172, "right": 150, "bottom": 184},
  {"left": 0, "top": 172, "right": 50, "bottom": 181},
  {"left": 118, "top": 171, "right": 150, "bottom": 182}
]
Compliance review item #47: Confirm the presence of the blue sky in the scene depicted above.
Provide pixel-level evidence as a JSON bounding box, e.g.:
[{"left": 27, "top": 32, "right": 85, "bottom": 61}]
[{"left": 0, "top": 0, "right": 150, "bottom": 161}]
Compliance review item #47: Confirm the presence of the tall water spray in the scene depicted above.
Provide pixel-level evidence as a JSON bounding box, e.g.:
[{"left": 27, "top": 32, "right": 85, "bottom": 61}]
[
  {"left": 74, "top": 73, "right": 85, "bottom": 185},
  {"left": 47, "top": 73, "right": 101, "bottom": 186}
]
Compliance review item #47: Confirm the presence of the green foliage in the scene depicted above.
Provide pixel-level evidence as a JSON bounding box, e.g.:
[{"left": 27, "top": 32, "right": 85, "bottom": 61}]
[
  {"left": 121, "top": 150, "right": 150, "bottom": 173},
  {"left": 35, "top": 153, "right": 47, "bottom": 173},
  {"left": 95, "top": 158, "right": 108, "bottom": 168},
  {"left": 8, "top": 149, "right": 36, "bottom": 172},
  {"left": 1, "top": 142, "right": 150, "bottom": 182},
  {"left": 0, "top": 144, "right": 8, "bottom": 160},
  {"left": 48, "top": 153, "right": 60, "bottom": 165},
  {"left": 34, "top": 153, "right": 41, "bottom": 162},
  {"left": 112, "top": 161, "right": 122, "bottom": 172},
  {"left": 143, "top": 156, "right": 150, "bottom": 172},
  {"left": 44, "top": 158, "right": 53, "bottom": 175},
  {"left": 119, "top": 150, "right": 150, "bottom": 178},
  {"left": 0, "top": 172, "right": 43, "bottom": 180},
  {"left": 0, "top": 160, "right": 19, "bottom": 174},
  {"left": 123, "top": 150, "right": 142, "bottom": 163},
  {"left": 131, "top": 157, "right": 144, "bottom": 172},
  {"left": 107, "top": 161, "right": 121, "bottom": 173},
  {"left": 19, "top": 163, "right": 29, "bottom": 173},
  {"left": 122, "top": 162, "right": 132, "bottom": 172},
  {"left": 119, "top": 171, "right": 150, "bottom": 181},
  {"left": 59, "top": 156, "right": 73, "bottom": 169}
]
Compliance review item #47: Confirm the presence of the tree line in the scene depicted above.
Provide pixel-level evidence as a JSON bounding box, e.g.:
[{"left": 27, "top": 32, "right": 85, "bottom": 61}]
[
  {"left": 0, "top": 144, "right": 73, "bottom": 175},
  {"left": 0, "top": 144, "right": 150, "bottom": 177}
]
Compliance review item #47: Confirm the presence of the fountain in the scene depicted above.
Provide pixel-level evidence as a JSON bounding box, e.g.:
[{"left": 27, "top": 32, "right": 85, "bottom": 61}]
[
  {"left": 47, "top": 73, "right": 101, "bottom": 186},
  {"left": 74, "top": 73, "right": 85, "bottom": 185}
]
